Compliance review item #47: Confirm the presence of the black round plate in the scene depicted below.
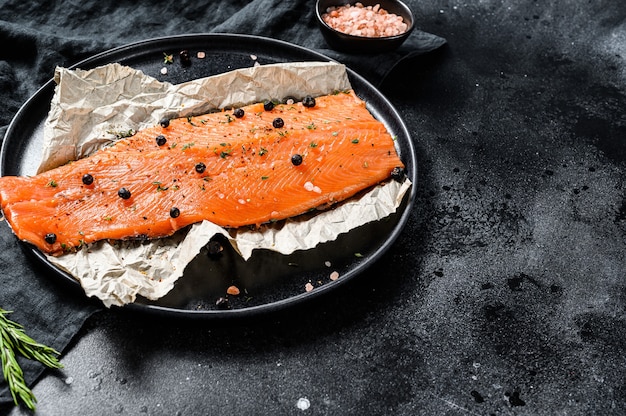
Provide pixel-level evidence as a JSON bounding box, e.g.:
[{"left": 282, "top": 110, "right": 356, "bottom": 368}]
[{"left": 0, "top": 34, "right": 416, "bottom": 318}]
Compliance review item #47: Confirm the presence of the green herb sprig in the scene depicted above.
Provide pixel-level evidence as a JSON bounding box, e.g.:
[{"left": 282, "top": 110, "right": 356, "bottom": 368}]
[{"left": 0, "top": 308, "right": 63, "bottom": 410}]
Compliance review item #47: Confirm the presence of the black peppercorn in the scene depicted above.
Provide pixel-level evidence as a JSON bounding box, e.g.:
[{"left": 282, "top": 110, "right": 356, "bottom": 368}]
[
  {"left": 215, "top": 297, "right": 229, "bottom": 310},
  {"left": 179, "top": 49, "right": 191, "bottom": 66},
  {"left": 263, "top": 100, "right": 274, "bottom": 111},
  {"left": 206, "top": 240, "right": 223, "bottom": 258},
  {"left": 302, "top": 95, "right": 316, "bottom": 108},
  {"left": 159, "top": 118, "right": 170, "bottom": 128},
  {"left": 195, "top": 162, "right": 206, "bottom": 173},
  {"left": 291, "top": 154, "right": 303, "bottom": 166},
  {"left": 272, "top": 117, "right": 284, "bottom": 128},
  {"left": 118, "top": 187, "right": 131, "bottom": 199},
  {"left": 390, "top": 166, "right": 405, "bottom": 181},
  {"left": 82, "top": 173, "right": 94, "bottom": 185},
  {"left": 155, "top": 135, "right": 167, "bottom": 146},
  {"left": 233, "top": 108, "right": 244, "bottom": 118},
  {"left": 44, "top": 233, "right": 57, "bottom": 244},
  {"left": 170, "top": 207, "right": 180, "bottom": 218}
]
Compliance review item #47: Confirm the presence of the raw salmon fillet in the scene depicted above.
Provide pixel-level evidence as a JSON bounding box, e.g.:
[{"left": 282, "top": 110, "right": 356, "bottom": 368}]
[{"left": 0, "top": 90, "right": 404, "bottom": 255}]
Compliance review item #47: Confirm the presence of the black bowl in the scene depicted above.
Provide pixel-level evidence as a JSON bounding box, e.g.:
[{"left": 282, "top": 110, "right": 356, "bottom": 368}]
[{"left": 315, "top": 0, "right": 415, "bottom": 54}]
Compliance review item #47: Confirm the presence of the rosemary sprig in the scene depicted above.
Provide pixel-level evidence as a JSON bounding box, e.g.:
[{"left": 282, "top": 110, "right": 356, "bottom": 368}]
[{"left": 0, "top": 308, "right": 63, "bottom": 410}]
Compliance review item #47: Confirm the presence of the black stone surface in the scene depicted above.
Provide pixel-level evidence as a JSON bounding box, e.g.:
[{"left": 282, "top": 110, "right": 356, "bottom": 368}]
[{"left": 1, "top": 0, "right": 625, "bottom": 415}]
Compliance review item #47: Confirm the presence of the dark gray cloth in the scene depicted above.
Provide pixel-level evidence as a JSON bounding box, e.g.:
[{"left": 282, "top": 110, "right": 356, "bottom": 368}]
[
  {"left": 0, "top": 222, "right": 101, "bottom": 405},
  {"left": 0, "top": 0, "right": 445, "bottom": 405}
]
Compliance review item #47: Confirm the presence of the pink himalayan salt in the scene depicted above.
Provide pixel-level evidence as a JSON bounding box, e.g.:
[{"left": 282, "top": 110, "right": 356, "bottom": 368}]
[{"left": 322, "top": 3, "right": 409, "bottom": 38}]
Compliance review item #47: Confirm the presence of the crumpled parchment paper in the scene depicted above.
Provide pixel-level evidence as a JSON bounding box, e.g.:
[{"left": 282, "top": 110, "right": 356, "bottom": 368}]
[{"left": 40, "top": 62, "right": 411, "bottom": 307}]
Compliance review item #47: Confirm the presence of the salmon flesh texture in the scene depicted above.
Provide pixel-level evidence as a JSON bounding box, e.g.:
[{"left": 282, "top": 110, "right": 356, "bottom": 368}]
[{"left": 0, "top": 90, "right": 404, "bottom": 255}]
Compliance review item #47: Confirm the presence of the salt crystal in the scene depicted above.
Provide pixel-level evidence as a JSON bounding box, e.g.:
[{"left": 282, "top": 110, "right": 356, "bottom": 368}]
[{"left": 296, "top": 397, "right": 311, "bottom": 410}]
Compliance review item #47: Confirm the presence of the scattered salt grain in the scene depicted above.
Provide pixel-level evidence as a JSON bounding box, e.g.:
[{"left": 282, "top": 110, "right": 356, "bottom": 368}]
[
  {"left": 197, "top": 51, "right": 206, "bottom": 59},
  {"left": 296, "top": 397, "right": 311, "bottom": 410},
  {"left": 322, "top": 3, "right": 408, "bottom": 38},
  {"left": 227, "top": 285, "right": 240, "bottom": 296},
  {"left": 305, "top": 282, "right": 314, "bottom": 292},
  {"left": 330, "top": 271, "right": 340, "bottom": 281},
  {"left": 160, "top": 67, "right": 168, "bottom": 75},
  {"left": 65, "top": 377, "right": 74, "bottom": 385},
  {"left": 250, "top": 54, "right": 258, "bottom": 60},
  {"left": 304, "top": 181, "right": 322, "bottom": 193},
  {"left": 325, "top": 260, "right": 332, "bottom": 267}
]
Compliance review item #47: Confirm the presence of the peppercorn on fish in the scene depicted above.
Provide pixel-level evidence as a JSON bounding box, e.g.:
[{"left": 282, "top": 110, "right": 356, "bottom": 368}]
[{"left": 0, "top": 90, "right": 404, "bottom": 255}]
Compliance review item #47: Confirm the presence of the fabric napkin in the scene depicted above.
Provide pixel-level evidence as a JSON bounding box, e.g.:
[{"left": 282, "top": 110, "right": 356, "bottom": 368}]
[
  {"left": 0, "top": 0, "right": 445, "bottom": 407},
  {"left": 0, "top": 222, "right": 101, "bottom": 406}
]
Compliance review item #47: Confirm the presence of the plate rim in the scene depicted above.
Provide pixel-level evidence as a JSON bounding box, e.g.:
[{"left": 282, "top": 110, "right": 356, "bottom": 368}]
[{"left": 1, "top": 33, "right": 417, "bottom": 319}]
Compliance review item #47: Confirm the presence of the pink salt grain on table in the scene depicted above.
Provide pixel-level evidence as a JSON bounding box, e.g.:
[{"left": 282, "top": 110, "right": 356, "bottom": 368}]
[{"left": 322, "top": 3, "right": 408, "bottom": 38}]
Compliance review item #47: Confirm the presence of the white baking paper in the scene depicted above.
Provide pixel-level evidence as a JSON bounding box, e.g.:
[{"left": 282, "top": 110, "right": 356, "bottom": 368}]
[{"left": 41, "top": 62, "right": 411, "bottom": 307}]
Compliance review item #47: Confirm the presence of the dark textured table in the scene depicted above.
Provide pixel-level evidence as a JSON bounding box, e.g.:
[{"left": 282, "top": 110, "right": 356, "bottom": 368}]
[{"left": 2, "top": 0, "right": 625, "bottom": 415}]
